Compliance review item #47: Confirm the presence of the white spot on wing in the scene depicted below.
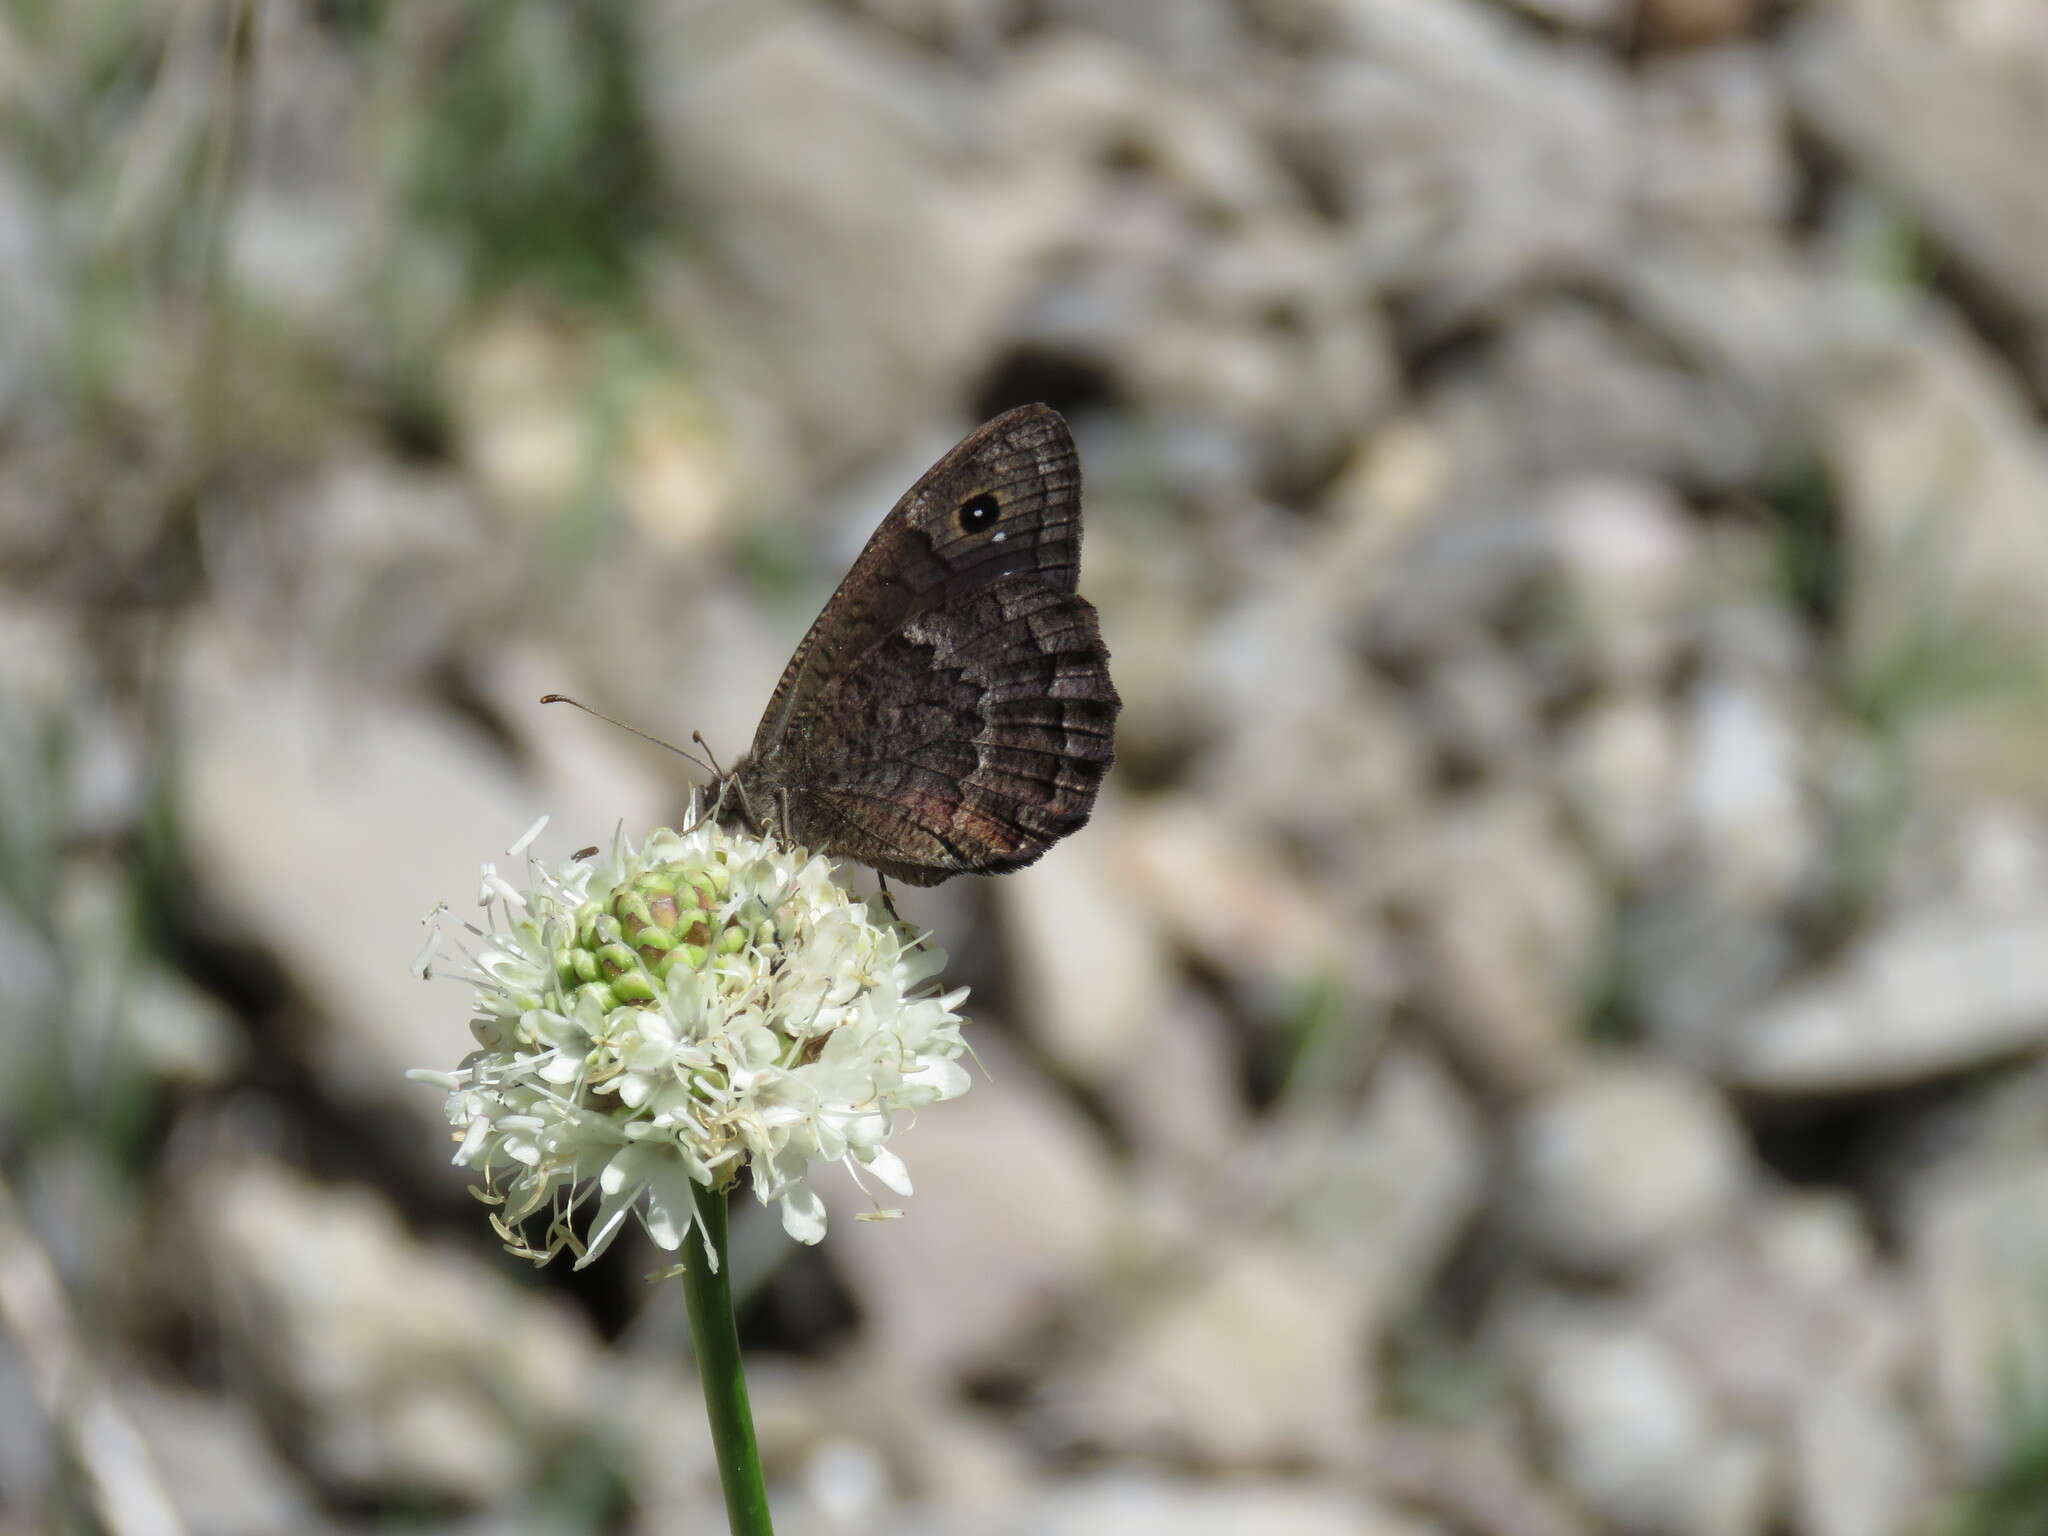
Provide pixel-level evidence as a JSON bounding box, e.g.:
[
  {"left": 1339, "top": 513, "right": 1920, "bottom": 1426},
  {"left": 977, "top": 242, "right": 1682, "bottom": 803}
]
[{"left": 992, "top": 530, "right": 1008, "bottom": 543}]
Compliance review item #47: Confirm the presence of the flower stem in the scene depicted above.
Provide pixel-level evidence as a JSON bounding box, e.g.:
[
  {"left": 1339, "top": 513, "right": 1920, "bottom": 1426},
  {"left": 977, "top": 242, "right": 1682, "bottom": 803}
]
[{"left": 682, "top": 1183, "right": 774, "bottom": 1535}]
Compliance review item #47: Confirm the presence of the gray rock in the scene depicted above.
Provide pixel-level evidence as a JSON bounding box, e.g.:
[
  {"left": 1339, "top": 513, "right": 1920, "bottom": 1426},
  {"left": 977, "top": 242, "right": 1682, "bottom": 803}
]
[
  {"left": 1792, "top": 1380, "right": 1930, "bottom": 1536},
  {"left": 1633, "top": 1193, "right": 1929, "bottom": 1535},
  {"left": 1624, "top": 880, "right": 1800, "bottom": 1070},
  {"left": 123, "top": 1380, "right": 330, "bottom": 1536},
  {"left": 634, "top": 7, "right": 1034, "bottom": 462},
  {"left": 1790, "top": 9, "right": 2048, "bottom": 347},
  {"left": 172, "top": 617, "right": 668, "bottom": 1163},
  {"left": 1559, "top": 688, "right": 1684, "bottom": 872},
  {"left": 1678, "top": 673, "right": 1818, "bottom": 908},
  {"left": 998, "top": 803, "right": 1175, "bottom": 1082},
  {"left": 1727, "top": 904, "right": 2048, "bottom": 1092},
  {"left": 994, "top": 35, "right": 1395, "bottom": 479},
  {"left": 1540, "top": 476, "right": 1701, "bottom": 688},
  {"left": 1819, "top": 310, "right": 2048, "bottom": 798},
  {"left": 1909, "top": 1130, "right": 2048, "bottom": 1468},
  {"left": 1517, "top": 1304, "right": 1773, "bottom": 1536},
  {"left": 1058, "top": 1243, "right": 1376, "bottom": 1463},
  {"left": 1040, "top": 0, "right": 1248, "bottom": 72},
  {"left": 819, "top": 1031, "right": 1121, "bottom": 1379},
  {"left": 1363, "top": 1425, "right": 1591, "bottom": 1536},
  {"left": 1514, "top": 1062, "right": 1750, "bottom": 1276},
  {"left": 1112, "top": 794, "right": 1345, "bottom": 1001},
  {"left": 1634, "top": 45, "right": 1792, "bottom": 234},
  {"left": 1410, "top": 640, "right": 1540, "bottom": 781},
  {"left": 205, "top": 450, "right": 502, "bottom": 689},
  {"left": 1097, "top": 986, "right": 1253, "bottom": 1175},
  {"left": 1283, "top": 5, "right": 1634, "bottom": 326},
  {"left": 1893, "top": 803, "right": 2048, "bottom": 916},
  {"left": 123, "top": 966, "right": 241, "bottom": 1088},
  {"left": 1195, "top": 534, "right": 1430, "bottom": 847},
  {"left": 1274, "top": 1048, "right": 1485, "bottom": 1327},
  {"left": 1645, "top": 1195, "right": 1910, "bottom": 1420},
  {"left": 181, "top": 1158, "right": 600, "bottom": 1502},
  {"left": 989, "top": 1472, "right": 1444, "bottom": 1536},
  {"left": 1399, "top": 790, "right": 1606, "bottom": 1095},
  {"left": 1430, "top": 299, "right": 1772, "bottom": 497}
]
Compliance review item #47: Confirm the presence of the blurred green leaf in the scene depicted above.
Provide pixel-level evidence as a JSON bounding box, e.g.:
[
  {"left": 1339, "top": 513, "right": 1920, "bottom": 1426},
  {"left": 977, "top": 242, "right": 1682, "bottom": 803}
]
[{"left": 404, "top": 0, "right": 663, "bottom": 307}]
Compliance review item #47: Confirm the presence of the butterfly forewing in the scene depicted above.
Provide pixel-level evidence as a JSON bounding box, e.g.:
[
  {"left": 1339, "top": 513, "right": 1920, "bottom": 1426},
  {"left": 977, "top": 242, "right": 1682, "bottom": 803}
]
[
  {"left": 721, "top": 404, "right": 1117, "bottom": 885},
  {"left": 750, "top": 405, "right": 1081, "bottom": 757}
]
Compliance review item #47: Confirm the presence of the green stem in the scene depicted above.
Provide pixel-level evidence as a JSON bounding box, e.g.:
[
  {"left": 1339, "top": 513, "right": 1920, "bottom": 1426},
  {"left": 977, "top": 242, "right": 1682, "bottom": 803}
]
[{"left": 681, "top": 1183, "right": 774, "bottom": 1535}]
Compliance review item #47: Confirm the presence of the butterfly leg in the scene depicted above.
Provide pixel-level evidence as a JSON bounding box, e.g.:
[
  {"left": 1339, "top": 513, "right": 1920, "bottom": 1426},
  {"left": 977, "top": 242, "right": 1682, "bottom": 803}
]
[{"left": 875, "top": 871, "right": 903, "bottom": 923}]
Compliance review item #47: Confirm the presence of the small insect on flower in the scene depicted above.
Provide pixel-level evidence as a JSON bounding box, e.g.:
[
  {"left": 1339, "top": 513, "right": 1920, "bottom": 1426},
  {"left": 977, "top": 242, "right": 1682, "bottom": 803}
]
[{"left": 410, "top": 813, "right": 972, "bottom": 1269}]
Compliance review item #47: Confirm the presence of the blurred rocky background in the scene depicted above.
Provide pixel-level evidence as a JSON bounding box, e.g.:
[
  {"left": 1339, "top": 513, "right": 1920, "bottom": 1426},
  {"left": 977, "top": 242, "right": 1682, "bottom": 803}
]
[{"left": 5, "top": 0, "right": 2048, "bottom": 1531}]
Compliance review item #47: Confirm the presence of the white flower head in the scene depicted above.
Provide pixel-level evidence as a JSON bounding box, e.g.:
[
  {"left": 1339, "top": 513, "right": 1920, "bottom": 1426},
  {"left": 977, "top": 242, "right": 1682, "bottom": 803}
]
[{"left": 411, "top": 813, "right": 971, "bottom": 1269}]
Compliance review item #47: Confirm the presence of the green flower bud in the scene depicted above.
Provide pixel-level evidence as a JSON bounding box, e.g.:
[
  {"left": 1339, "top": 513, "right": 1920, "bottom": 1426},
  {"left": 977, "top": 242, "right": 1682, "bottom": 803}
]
[{"left": 555, "top": 848, "right": 768, "bottom": 1006}]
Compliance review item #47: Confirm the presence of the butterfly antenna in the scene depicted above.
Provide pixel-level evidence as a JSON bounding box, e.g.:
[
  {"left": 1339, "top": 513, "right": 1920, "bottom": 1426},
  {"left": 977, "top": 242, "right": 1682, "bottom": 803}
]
[
  {"left": 691, "top": 731, "right": 726, "bottom": 778},
  {"left": 538, "top": 694, "right": 717, "bottom": 778}
]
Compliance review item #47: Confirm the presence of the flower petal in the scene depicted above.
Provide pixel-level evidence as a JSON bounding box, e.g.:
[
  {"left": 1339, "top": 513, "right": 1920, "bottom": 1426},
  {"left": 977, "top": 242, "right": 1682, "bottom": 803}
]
[
  {"left": 778, "top": 1181, "right": 828, "bottom": 1245},
  {"left": 860, "top": 1146, "right": 914, "bottom": 1197}
]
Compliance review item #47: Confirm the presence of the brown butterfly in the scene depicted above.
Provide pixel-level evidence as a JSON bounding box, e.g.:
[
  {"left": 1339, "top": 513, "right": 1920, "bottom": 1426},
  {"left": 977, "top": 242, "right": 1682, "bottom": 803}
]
[{"left": 700, "top": 404, "right": 1118, "bottom": 886}]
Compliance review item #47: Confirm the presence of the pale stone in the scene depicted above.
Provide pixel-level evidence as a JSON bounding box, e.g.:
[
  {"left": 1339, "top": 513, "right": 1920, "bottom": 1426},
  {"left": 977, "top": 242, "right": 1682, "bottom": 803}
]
[
  {"left": 634, "top": 7, "right": 1034, "bottom": 461},
  {"left": 1559, "top": 688, "right": 1683, "bottom": 871},
  {"left": 1097, "top": 987, "right": 1251, "bottom": 1174},
  {"left": 123, "top": 966, "right": 241, "bottom": 1087},
  {"left": 1819, "top": 312, "right": 2048, "bottom": 797},
  {"left": 1274, "top": 1048, "right": 1485, "bottom": 1328},
  {"left": 1198, "top": 553, "right": 1429, "bottom": 843},
  {"left": 1793, "top": 1381, "right": 1931, "bottom": 1536},
  {"left": 821, "top": 1032, "right": 1121, "bottom": 1378},
  {"left": 1113, "top": 794, "right": 1342, "bottom": 995},
  {"left": 1791, "top": 10, "right": 2048, "bottom": 337},
  {"left": 1541, "top": 476, "right": 1700, "bottom": 675},
  {"left": 1520, "top": 1308, "right": 1771, "bottom": 1536},
  {"left": 1635, "top": 44, "right": 1790, "bottom": 224},
  {"left": 172, "top": 619, "right": 668, "bottom": 1158},
  {"left": 1400, "top": 791, "right": 1606, "bottom": 1094},
  {"left": 996, "top": 1473, "right": 1444, "bottom": 1536},
  {"left": 999, "top": 801, "right": 1175, "bottom": 1082},
  {"left": 1680, "top": 676, "right": 1816, "bottom": 907},
  {"left": 1912, "top": 1158, "right": 2048, "bottom": 1466},
  {"left": 1515, "top": 1063, "right": 1750, "bottom": 1275},
  {"left": 122, "top": 1381, "right": 326, "bottom": 1536},
  {"left": 1067, "top": 1245, "right": 1374, "bottom": 1464},
  {"left": 1648, "top": 1196, "right": 1909, "bottom": 1419},
  {"left": 184, "top": 1159, "right": 598, "bottom": 1500},
  {"left": 1729, "top": 905, "right": 2048, "bottom": 1091}
]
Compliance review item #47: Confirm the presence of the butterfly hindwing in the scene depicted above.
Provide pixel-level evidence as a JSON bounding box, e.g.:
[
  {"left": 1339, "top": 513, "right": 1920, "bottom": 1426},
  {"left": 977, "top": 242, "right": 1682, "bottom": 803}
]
[{"left": 781, "top": 577, "right": 1116, "bottom": 884}]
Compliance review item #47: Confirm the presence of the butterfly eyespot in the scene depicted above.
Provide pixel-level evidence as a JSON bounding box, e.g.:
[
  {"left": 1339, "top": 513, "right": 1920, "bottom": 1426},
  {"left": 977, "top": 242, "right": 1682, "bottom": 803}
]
[{"left": 957, "top": 493, "right": 1001, "bottom": 533}]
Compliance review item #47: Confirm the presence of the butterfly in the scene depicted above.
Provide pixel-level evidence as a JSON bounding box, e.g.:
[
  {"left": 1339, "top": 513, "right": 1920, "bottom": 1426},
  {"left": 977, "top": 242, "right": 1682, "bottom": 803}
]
[{"left": 696, "top": 404, "right": 1119, "bottom": 886}]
